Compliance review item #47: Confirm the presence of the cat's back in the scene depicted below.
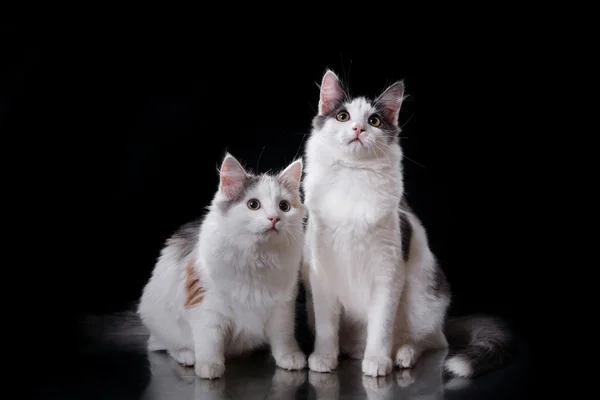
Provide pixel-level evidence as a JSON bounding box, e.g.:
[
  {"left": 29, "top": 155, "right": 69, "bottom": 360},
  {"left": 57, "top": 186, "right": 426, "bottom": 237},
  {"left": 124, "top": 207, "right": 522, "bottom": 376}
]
[
  {"left": 153, "top": 218, "right": 202, "bottom": 276},
  {"left": 141, "top": 218, "right": 203, "bottom": 309}
]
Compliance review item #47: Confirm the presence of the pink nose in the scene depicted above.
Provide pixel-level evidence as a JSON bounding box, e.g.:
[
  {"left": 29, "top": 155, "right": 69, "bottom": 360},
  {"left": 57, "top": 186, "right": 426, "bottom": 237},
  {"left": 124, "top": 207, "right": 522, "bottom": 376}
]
[
  {"left": 268, "top": 217, "right": 280, "bottom": 225},
  {"left": 352, "top": 123, "right": 365, "bottom": 135}
]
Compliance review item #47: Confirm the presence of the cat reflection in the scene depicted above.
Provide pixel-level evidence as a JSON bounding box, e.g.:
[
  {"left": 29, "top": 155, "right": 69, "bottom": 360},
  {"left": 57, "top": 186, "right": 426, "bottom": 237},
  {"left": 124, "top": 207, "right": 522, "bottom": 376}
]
[
  {"left": 143, "top": 349, "right": 450, "bottom": 399},
  {"left": 308, "top": 349, "right": 447, "bottom": 400},
  {"left": 142, "top": 351, "right": 306, "bottom": 400}
]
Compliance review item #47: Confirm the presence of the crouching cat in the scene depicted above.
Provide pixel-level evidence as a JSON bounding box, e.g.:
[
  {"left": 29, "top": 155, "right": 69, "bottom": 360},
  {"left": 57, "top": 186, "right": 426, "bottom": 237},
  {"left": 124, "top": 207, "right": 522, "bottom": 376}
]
[
  {"left": 301, "top": 70, "right": 512, "bottom": 379},
  {"left": 138, "top": 153, "right": 307, "bottom": 379}
]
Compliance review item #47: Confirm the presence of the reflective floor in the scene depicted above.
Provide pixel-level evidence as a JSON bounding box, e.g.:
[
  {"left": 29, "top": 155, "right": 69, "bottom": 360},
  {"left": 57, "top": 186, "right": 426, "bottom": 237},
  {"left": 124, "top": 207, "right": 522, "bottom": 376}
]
[
  {"left": 143, "top": 348, "right": 530, "bottom": 400},
  {"left": 38, "top": 326, "right": 530, "bottom": 399}
]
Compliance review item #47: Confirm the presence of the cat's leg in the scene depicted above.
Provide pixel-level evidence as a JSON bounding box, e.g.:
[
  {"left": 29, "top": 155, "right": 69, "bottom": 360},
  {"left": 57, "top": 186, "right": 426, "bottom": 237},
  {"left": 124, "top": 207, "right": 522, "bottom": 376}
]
[
  {"left": 394, "top": 271, "right": 450, "bottom": 369},
  {"left": 150, "top": 319, "right": 194, "bottom": 365},
  {"left": 307, "top": 267, "right": 341, "bottom": 373},
  {"left": 267, "top": 298, "right": 307, "bottom": 370},
  {"left": 139, "top": 303, "right": 195, "bottom": 365},
  {"left": 394, "top": 341, "right": 423, "bottom": 369},
  {"left": 394, "top": 215, "right": 451, "bottom": 370},
  {"left": 395, "top": 328, "right": 447, "bottom": 370},
  {"left": 362, "top": 261, "right": 405, "bottom": 377},
  {"left": 147, "top": 334, "right": 167, "bottom": 351},
  {"left": 394, "top": 292, "right": 449, "bottom": 369},
  {"left": 187, "top": 307, "right": 228, "bottom": 379}
]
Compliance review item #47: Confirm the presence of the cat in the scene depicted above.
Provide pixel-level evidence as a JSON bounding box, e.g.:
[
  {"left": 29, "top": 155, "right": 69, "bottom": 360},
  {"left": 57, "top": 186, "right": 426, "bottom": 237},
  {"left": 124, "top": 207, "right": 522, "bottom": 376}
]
[
  {"left": 137, "top": 153, "right": 308, "bottom": 379},
  {"left": 300, "top": 70, "right": 512, "bottom": 379}
]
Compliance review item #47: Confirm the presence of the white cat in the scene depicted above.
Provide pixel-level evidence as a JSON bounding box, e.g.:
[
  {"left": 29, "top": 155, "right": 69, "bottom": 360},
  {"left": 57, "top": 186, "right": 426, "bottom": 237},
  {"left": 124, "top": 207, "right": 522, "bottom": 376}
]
[
  {"left": 301, "top": 70, "right": 511, "bottom": 379},
  {"left": 137, "top": 153, "right": 308, "bottom": 379}
]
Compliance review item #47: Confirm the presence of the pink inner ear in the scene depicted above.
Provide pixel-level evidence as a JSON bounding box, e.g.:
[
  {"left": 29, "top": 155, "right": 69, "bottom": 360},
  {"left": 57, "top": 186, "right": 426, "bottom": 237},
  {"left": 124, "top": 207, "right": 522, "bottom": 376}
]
[
  {"left": 219, "top": 156, "right": 247, "bottom": 199},
  {"left": 381, "top": 104, "right": 402, "bottom": 126},
  {"left": 279, "top": 160, "right": 302, "bottom": 194},
  {"left": 220, "top": 174, "right": 244, "bottom": 198},
  {"left": 319, "top": 72, "right": 344, "bottom": 115},
  {"left": 376, "top": 82, "right": 405, "bottom": 125}
]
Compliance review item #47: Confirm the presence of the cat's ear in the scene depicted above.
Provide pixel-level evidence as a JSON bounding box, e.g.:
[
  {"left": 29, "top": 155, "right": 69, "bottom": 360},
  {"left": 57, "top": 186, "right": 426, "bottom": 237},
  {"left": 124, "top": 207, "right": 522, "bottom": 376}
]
[
  {"left": 279, "top": 158, "right": 303, "bottom": 196},
  {"left": 374, "top": 81, "right": 406, "bottom": 126},
  {"left": 318, "top": 70, "right": 345, "bottom": 115},
  {"left": 218, "top": 153, "right": 249, "bottom": 200}
]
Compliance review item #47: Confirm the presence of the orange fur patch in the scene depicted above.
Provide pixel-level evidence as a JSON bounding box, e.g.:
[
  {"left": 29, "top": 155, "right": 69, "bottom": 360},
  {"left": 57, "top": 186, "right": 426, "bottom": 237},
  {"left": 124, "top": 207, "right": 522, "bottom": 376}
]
[{"left": 185, "top": 260, "right": 206, "bottom": 308}]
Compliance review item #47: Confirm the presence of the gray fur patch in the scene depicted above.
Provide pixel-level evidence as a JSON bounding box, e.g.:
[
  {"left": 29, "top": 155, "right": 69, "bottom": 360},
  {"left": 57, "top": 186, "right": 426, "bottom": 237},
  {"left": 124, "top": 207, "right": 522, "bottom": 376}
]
[
  {"left": 216, "top": 174, "right": 261, "bottom": 213},
  {"left": 399, "top": 197, "right": 413, "bottom": 262},
  {"left": 169, "top": 218, "right": 203, "bottom": 262},
  {"left": 444, "top": 315, "right": 513, "bottom": 378},
  {"left": 372, "top": 101, "right": 401, "bottom": 141},
  {"left": 312, "top": 101, "right": 348, "bottom": 131},
  {"left": 399, "top": 210, "right": 412, "bottom": 262},
  {"left": 431, "top": 264, "right": 451, "bottom": 298}
]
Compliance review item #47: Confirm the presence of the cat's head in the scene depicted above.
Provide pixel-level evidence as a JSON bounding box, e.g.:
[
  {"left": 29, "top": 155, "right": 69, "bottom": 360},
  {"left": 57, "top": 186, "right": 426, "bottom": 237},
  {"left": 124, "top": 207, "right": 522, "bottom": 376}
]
[
  {"left": 211, "top": 153, "right": 305, "bottom": 244},
  {"left": 310, "top": 69, "right": 406, "bottom": 161}
]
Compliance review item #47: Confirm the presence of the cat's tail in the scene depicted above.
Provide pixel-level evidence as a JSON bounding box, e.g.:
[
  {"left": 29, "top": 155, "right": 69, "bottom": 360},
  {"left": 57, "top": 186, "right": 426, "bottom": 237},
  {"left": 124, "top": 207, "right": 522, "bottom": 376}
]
[
  {"left": 79, "top": 306, "right": 150, "bottom": 353},
  {"left": 443, "top": 314, "right": 513, "bottom": 379}
]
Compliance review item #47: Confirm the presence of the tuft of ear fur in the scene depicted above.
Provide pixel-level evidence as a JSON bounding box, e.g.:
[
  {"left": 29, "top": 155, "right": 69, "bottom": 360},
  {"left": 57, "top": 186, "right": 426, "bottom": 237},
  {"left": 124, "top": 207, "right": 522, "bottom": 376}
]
[
  {"left": 318, "top": 69, "right": 345, "bottom": 115},
  {"left": 278, "top": 158, "right": 303, "bottom": 197},
  {"left": 374, "top": 81, "right": 406, "bottom": 126},
  {"left": 218, "top": 153, "right": 249, "bottom": 200}
]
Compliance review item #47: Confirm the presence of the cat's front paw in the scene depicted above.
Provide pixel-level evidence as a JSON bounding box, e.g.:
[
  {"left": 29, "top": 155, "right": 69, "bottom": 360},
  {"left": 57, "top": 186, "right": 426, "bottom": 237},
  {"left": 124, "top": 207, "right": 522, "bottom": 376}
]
[
  {"left": 362, "top": 356, "right": 393, "bottom": 377},
  {"left": 195, "top": 361, "right": 225, "bottom": 379},
  {"left": 395, "top": 345, "right": 417, "bottom": 369},
  {"left": 308, "top": 353, "right": 338, "bottom": 372},
  {"left": 169, "top": 348, "right": 195, "bottom": 366},
  {"left": 276, "top": 351, "right": 307, "bottom": 370}
]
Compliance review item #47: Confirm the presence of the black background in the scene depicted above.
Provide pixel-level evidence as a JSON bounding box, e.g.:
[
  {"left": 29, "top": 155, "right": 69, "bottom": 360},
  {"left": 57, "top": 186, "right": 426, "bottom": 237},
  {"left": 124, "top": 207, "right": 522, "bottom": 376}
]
[{"left": 4, "top": 22, "right": 537, "bottom": 380}]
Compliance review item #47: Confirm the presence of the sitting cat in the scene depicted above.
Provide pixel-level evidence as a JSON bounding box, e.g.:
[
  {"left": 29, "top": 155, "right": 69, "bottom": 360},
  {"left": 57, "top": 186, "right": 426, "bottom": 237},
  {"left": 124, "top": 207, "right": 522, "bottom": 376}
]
[
  {"left": 301, "top": 70, "right": 512, "bottom": 378},
  {"left": 138, "top": 153, "right": 307, "bottom": 379}
]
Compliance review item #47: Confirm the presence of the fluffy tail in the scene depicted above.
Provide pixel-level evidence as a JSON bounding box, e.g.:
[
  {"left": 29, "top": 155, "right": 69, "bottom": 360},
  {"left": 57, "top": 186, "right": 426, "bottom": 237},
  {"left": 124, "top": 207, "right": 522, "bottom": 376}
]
[
  {"left": 79, "top": 308, "right": 150, "bottom": 353},
  {"left": 443, "top": 314, "right": 513, "bottom": 379}
]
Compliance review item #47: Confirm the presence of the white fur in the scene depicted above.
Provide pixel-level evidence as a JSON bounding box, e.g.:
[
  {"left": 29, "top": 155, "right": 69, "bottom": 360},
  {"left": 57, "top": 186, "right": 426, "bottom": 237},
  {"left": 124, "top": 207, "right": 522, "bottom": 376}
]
[
  {"left": 138, "top": 154, "right": 307, "bottom": 379},
  {"left": 444, "top": 355, "right": 473, "bottom": 378},
  {"left": 302, "top": 70, "right": 449, "bottom": 377}
]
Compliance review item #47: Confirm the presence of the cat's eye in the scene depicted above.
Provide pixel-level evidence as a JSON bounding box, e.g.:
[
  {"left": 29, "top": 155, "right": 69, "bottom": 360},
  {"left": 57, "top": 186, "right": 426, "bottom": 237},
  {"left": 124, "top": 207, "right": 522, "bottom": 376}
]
[
  {"left": 368, "top": 115, "right": 382, "bottom": 127},
  {"left": 279, "top": 200, "right": 291, "bottom": 212},
  {"left": 247, "top": 199, "right": 261, "bottom": 210},
  {"left": 336, "top": 111, "right": 350, "bottom": 122}
]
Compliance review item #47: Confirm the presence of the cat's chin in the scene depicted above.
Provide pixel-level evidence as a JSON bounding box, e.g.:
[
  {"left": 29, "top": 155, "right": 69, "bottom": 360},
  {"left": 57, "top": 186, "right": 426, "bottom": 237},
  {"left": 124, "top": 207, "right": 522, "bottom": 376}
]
[
  {"left": 342, "top": 143, "right": 375, "bottom": 158},
  {"left": 252, "top": 228, "right": 280, "bottom": 243}
]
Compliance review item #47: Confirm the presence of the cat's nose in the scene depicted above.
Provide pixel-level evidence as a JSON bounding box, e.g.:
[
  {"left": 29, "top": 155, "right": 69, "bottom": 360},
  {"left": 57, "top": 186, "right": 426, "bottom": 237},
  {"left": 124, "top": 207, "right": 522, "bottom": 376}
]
[
  {"left": 352, "top": 123, "right": 365, "bottom": 135},
  {"left": 268, "top": 217, "right": 280, "bottom": 225}
]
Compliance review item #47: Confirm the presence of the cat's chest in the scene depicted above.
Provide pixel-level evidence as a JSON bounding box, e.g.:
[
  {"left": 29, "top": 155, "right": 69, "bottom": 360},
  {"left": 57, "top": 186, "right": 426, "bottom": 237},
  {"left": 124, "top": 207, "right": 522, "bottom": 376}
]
[
  {"left": 306, "top": 167, "right": 399, "bottom": 225},
  {"left": 210, "top": 258, "right": 294, "bottom": 306}
]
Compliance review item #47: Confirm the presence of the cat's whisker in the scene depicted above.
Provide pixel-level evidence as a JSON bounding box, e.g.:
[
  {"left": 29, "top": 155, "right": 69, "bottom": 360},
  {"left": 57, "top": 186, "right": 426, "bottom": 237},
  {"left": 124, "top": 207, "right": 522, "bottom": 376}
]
[
  {"left": 372, "top": 142, "right": 392, "bottom": 166},
  {"left": 369, "top": 145, "right": 382, "bottom": 165},
  {"left": 402, "top": 154, "right": 425, "bottom": 168},
  {"left": 293, "top": 131, "right": 309, "bottom": 161},
  {"left": 399, "top": 112, "right": 415, "bottom": 130},
  {"left": 285, "top": 232, "right": 302, "bottom": 240},
  {"left": 377, "top": 140, "right": 424, "bottom": 169},
  {"left": 283, "top": 230, "right": 294, "bottom": 246},
  {"left": 256, "top": 146, "right": 265, "bottom": 172}
]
